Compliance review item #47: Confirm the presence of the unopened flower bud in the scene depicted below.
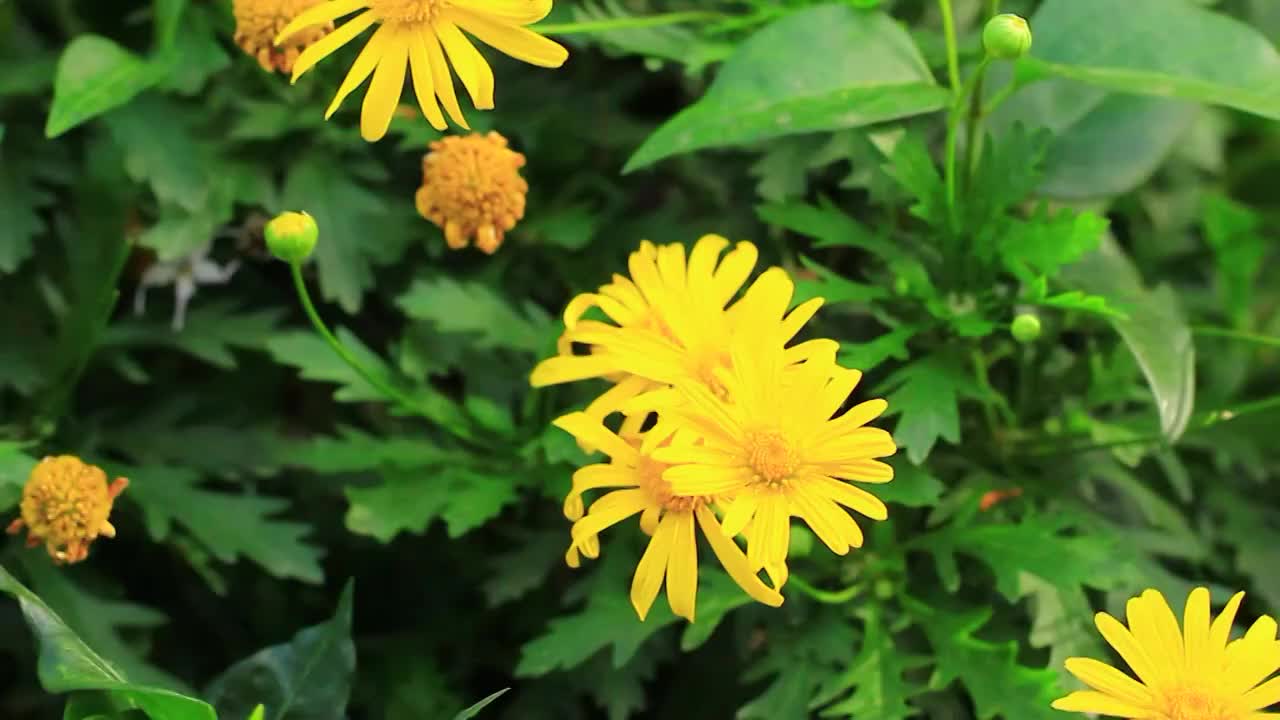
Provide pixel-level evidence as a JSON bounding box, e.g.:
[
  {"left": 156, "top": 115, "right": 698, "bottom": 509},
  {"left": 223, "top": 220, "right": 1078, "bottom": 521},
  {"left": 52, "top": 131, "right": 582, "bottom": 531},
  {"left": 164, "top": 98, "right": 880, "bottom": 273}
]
[
  {"left": 1011, "top": 313, "right": 1042, "bottom": 343},
  {"left": 265, "top": 211, "right": 318, "bottom": 264},
  {"left": 983, "top": 13, "right": 1032, "bottom": 60}
]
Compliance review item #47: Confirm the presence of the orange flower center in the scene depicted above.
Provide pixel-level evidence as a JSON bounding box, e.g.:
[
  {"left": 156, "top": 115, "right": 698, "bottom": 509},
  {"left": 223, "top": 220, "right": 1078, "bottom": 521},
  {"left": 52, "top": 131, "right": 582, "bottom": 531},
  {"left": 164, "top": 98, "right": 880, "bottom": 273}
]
[
  {"left": 368, "top": 0, "right": 445, "bottom": 25},
  {"left": 415, "top": 131, "right": 529, "bottom": 255},
  {"left": 745, "top": 430, "right": 798, "bottom": 486},
  {"left": 1162, "top": 688, "right": 1239, "bottom": 720}
]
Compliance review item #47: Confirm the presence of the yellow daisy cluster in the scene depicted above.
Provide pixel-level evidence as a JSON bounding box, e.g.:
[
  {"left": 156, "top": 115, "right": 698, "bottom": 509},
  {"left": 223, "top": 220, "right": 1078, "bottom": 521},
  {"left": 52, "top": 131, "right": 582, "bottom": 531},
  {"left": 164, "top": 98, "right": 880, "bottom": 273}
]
[
  {"left": 415, "top": 131, "right": 527, "bottom": 254},
  {"left": 273, "top": 0, "right": 568, "bottom": 141},
  {"left": 1055, "top": 587, "right": 1280, "bottom": 720},
  {"left": 5, "top": 456, "right": 128, "bottom": 565},
  {"left": 531, "top": 236, "right": 898, "bottom": 621}
]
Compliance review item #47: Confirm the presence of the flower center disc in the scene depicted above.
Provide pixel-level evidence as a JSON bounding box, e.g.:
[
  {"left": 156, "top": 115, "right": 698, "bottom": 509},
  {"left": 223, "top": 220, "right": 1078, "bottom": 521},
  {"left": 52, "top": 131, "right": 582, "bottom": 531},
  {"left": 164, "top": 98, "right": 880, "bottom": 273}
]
[
  {"left": 368, "top": 0, "right": 444, "bottom": 24},
  {"left": 746, "top": 430, "right": 798, "bottom": 485}
]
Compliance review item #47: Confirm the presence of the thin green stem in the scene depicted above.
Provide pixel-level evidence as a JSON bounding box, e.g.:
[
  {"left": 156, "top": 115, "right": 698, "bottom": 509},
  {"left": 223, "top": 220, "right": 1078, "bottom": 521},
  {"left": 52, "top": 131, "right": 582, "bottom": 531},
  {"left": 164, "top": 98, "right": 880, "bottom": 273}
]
[
  {"left": 789, "top": 575, "right": 861, "bottom": 605},
  {"left": 961, "top": 58, "right": 993, "bottom": 182},
  {"left": 982, "top": 80, "right": 1020, "bottom": 115},
  {"left": 938, "top": 0, "right": 963, "bottom": 231},
  {"left": 1193, "top": 325, "right": 1280, "bottom": 348},
  {"left": 937, "top": 0, "right": 962, "bottom": 93},
  {"left": 988, "top": 0, "right": 1001, "bottom": 16},
  {"left": 533, "top": 11, "right": 725, "bottom": 35}
]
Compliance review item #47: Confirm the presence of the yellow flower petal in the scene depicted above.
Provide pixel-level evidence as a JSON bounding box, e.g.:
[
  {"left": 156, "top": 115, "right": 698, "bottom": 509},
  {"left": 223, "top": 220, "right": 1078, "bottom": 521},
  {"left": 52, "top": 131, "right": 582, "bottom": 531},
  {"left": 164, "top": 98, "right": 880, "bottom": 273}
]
[
  {"left": 663, "top": 464, "right": 752, "bottom": 496},
  {"left": 1063, "top": 657, "right": 1155, "bottom": 707},
  {"left": 454, "top": 0, "right": 553, "bottom": 24},
  {"left": 451, "top": 7, "right": 569, "bottom": 67},
  {"left": 696, "top": 506, "right": 782, "bottom": 607},
  {"left": 778, "top": 297, "right": 823, "bottom": 344},
  {"left": 664, "top": 511, "right": 698, "bottom": 621},
  {"left": 434, "top": 18, "right": 495, "bottom": 110},
  {"left": 1050, "top": 690, "right": 1150, "bottom": 717},
  {"left": 1243, "top": 677, "right": 1280, "bottom": 712},
  {"left": 1183, "top": 587, "right": 1212, "bottom": 674},
  {"left": 747, "top": 493, "right": 789, "bottom": 572},
  {"left": 407, "top": 30, "right": 447, "bottom": 130},
  {"left": 806, "top": 474, "right": 888, "bottom": 521},
  {"left": 565, "top": 464, "right": 637, "bottom": 520},
  {"left": 720, "top": 493, "right": 759, "bottom": 538},
  {"left": 322, "top": 19, "right": 388, "bottom": 117},
  {"left": 1095, "top": 611, "right": 1163, "bottom": 688},
  {"left": 294, "top": 8, "right": 377, "bottom": 83},
  {"left": 570, "top": 488, "right": 647, "bottom": 542},
  {"left": 631, "top": 512, "right": 676, "bottom": 621},
  {"left": 360, "top": 28, "right": 409, "bottom": 141},
  {"left": 420, "top": 27, "right": 469, "bottom": 128},
  {"left": 790, "top": 486, "right": 853, "bottom": 555},
  {"left": 552, "top": 412, "right": 640, "bottom": 465},
  {"left": 530, "top": 354, "right": 619, "bottom": 386},
  {"left": 276, "top": 0, "right": 365, "bottom": 46}
]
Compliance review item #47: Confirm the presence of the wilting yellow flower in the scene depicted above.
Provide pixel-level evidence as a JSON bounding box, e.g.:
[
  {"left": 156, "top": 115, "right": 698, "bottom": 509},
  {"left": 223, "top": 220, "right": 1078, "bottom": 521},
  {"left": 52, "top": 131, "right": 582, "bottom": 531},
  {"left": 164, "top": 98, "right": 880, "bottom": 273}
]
[
  {"left": 5, "top": 456, "right": 129, "bottom": 565},
  {"left": 233, "top": 0, "right": 334, "bottom": 73},
  {"left": 530, "top": 236, "right": 838, "bottom": 427},
  {"left": 415, "top": 131, "right": 527, "bottom": 254},
  {"left": 641, "top": 318, "right": 896, "bottom": 587},
  {"left": 553, "top": 412, "right": 783, "bottom": 621},
  {"left": 1053, "top": 587, "right": 1280, "bottom": 718},
  {"left": 276, "top": 0, "right": 569, "bottom": 141}
]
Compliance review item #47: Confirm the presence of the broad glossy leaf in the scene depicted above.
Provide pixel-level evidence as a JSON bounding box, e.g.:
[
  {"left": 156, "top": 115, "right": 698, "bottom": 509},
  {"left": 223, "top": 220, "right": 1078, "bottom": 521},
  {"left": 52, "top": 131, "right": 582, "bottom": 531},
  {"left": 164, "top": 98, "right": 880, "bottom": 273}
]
[
  {"left": 0, "top": 566, "right": 215, "bottom": 720},
  {"left": 1021, "top": 0, "right": 1280, "bottom": 119},
  {"left": 625, "top": 5, "right": 946, "bottom": 171},
  {"left": 1062, "top": 238, "right": 1196, "bottom": 441},
  {"left": 46, "top": 36, "right": 163, "bottom": 138},
  {"left": 206, "top": 582, "right": 356, "bottom": 720}
]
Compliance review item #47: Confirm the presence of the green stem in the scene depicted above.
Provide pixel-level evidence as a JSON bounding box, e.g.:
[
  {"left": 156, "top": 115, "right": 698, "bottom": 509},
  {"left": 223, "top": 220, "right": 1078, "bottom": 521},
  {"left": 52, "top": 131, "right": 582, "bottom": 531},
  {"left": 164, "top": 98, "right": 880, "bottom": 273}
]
[
  {"left": 938, "top": 0, "right": 962, "bottom": 93},
  {"left": 939, "top": 0, "right": 962, "bottom": 231},
  {"left": 982, "top": 80, "right": 1020, "bottom": 115},
  {"left": 961, "top": 58, "right": 993, "bottom": 182},
  {"left": 1193, "top": 325, "right": 1280, "bottom": 348},
  {"left": 789, "top": 575, "right": 861, "bottom": 605},
  {"left": 290, "top": 263, "right": 460, "bottom": 433},
  {"left": 533, "top": 11, "right": 725, "bottom": 35}
]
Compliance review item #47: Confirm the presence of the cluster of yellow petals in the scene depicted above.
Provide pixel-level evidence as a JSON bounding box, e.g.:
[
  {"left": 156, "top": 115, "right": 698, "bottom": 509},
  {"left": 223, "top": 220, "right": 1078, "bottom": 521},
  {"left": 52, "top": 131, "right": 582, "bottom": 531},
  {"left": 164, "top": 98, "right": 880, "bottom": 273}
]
[
  {"left": 531, "top": 236, "right": 897, "bottom": 621},
  {"left": 6, "top": 456, "right": 128, "bottom": 565},
  {"left": 415, "top": 131, "right": 527, "bottom": 254},
  {"left": 233, "top": 0, "right": 334, "bottom": 74},
  {"left": 1054, "top": 587, "right": 1280, "bottom": 720}
]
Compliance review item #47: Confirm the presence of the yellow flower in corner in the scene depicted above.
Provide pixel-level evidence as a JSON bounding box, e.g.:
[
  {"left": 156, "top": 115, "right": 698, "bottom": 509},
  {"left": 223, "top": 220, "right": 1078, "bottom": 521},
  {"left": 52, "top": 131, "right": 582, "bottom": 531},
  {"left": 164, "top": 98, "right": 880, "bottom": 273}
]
[
  {"left": 233, "top": 0, "right": 334, "bottom": 73},
  {"left": 1053, "top": 587, "right": 1280, "bottom": 718},
  {"left": 553, "top": 412, "right": 783, "bottom": 622},
  {"left": 275, "top": 0, "right": 569, "bottom": 141},
  {"left": 530, "top": 236, "right": 837, "bottom": 427},
  {"left": 416, "top": 131, "right": 527, "bottom": 254},
  {"left": 6, "top": 456, "right": 129, "bottom": 565},
  {"left": 646, "top": 321, "right": 896, "bottom": 587}
]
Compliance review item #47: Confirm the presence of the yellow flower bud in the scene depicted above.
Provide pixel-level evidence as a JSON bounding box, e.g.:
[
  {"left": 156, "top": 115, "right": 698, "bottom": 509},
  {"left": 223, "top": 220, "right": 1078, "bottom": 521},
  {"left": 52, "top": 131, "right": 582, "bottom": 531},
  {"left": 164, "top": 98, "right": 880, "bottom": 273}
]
[
  {"left": 265, "top": 211, "right": 319, "bottom": 264},
  {"left": 983, "top": 13, "right": 1032, "bottom": 60},
  {"left": 5, "top": 456, "right": 128, "bottom": 565}
]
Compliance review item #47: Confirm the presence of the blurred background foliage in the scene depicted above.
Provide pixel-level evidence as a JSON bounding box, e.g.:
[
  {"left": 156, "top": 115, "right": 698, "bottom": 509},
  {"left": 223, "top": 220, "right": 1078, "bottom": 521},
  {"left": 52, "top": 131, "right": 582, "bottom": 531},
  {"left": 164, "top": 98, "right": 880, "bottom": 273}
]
[{"left": 3, "top": 0, "right": 1280, "bottom": 718}]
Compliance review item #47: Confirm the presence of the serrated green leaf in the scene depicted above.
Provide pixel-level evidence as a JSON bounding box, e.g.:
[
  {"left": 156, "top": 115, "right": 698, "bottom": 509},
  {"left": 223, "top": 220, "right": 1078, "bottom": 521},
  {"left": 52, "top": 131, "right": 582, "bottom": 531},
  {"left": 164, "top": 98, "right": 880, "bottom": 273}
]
[
  {"left": 123, "top": 465, "right": 324, "bottom": 583},
  {"left": 0, "top": 564, "right": 214, "bottom": 720},
  {"left": 46, "top": 36, "right": 163, "bottom": 137},
  {"left": 999, "top": 206, "right": 1108, "bottom": 281},
  {"left": 880, "top": 357, "right": 978, "bottom": 464},
  {"left": 1202, "top": 193, "right": 1266, "bottom": 325},
  {"left": 103, "top": 95, "right": 210, "bottom": 212},
  {"left": 758, "top": 198, "right": 899, "bottom": 260},
  {"left": 793, "top": 256, "right": 889, "bottom": 308},
  {"left": 206, "top": 582, "right": 355, "bottom": 720},
  {"left": 903, "top": 597, "right": 1063, "bottom": 720},
  {"left": 481, "top": 529, "right": 565, "bottom": 607},
  {"left": 1021, "top": 0, "right": 1280, "bottom": 119},
  {"left": 625, "top": 5, "right": 946, "bottom": 171},
  {"left": 0, "top": 150, "right": 53, "bottom": 273},
  {"left": 839, "top": 326, "right": 918, "bottom": 372},
  {"left": 881, "top": 132, "right": 947, "bottom": 229},
  {"left": 875, "top": 460, "right": 943, "bottom": 508},
  {"left": 345, "top": 466, "right": 517, "bottom": 542},
  {"left": 739, "top": 610, "right": 858, "bottom": 720},
  {"left": 105, "top": 301, "right": 286, "bottom": 369},
  {"left": 286, "top": 427, "right": 468, "bottom": 473},
  {"left": 397, "top": 277, "right": 551, "bottom": 354},
  {"left": 817, "top": 609, "right": 920, "bottom": 719}
]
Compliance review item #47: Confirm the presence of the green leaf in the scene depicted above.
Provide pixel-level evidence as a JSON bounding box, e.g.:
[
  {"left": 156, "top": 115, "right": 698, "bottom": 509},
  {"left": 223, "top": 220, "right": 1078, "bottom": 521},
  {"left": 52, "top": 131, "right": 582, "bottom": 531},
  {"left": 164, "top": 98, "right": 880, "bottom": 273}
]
[
  {"left": 817, "top": 609, "right": 921, "bottom": 719},
  {"left": 0, "top": 565, "right": 215, "bottom": 720},
  {"left": 998, "top": 206, "right": 1108, "bottom": 281},
  {"left": 1021, "top": 576, "right": 1107, "bottom": 687},
  {"left": 481, "top": 529, "right": 565, "bottom": 607},
  {"left": 452, "top": 689, "right": 510, "bottom": 720},
  {"left": 398, "top": 277, "right": 552, "bottom": 354},
  {"left": 153, "top": 0, "right": 187, "bottom": 49},
  {"left": 839, "top": 326, "right": 918, "bottom": 372},
  {"left": 880, "top": 357, "right": 978, "bottom": 464},
  {"left": 566, "top": 0, "right": 732, "bottom": 74},
  {"left": 103, "top": 95, "right": 210, "bottom": 212},
  {"left": 1021, "top": 0, "right": 1280, "bottom": 119},
  {"left": 286, "top": 427, "right": 468, "bottom": 473},
  {"left": 345, "top": 466, "right": 518, "bottom": 542},
  {"left": 758, "top": 198, "right": 898, "bottom": 260},
  {"left": 105, "top": 301, "right": 286, "bottom": 369},
  {"left": 793, "top": 256, "right": 888, "bottom": 307},
  {"left": 124, "top": 465, "right": 324, "bottom": 583},
  {"left": 1061, "top": 237, "right": 1196, "bottom": 441},
  {"left": 1202, "top": 193, "right": 1266, "bottom": 324},
  {"left": 920, "top": 516, "right": 1120, "bottom": 600},
  {"left": 903, "top": 598, "right": 1063, "bottom": 720},
  {"left": 991, "top": 80, "right": 1196, "bottom": 199},
  {"left": 46, "top": 36, "right": 163, "bottom": 138},
  {"left": 875, "top": 460, "right": 943, "bottom": 508},
  {"left": 206, "top": 582, "right": 356, "bottom": 720},
  {"left": 739, "top": 610, "right": 858, "bottom": 720},
  {"left": 0, "top": 149, "right": 54, "bottom": 273},
  {"left": 882, "top": 132, "right": 947, "bottom": 229},
  {"left": 0, "top": 442, "right": 35, "bottom": 510},
  {"left": 625, "top": 5, "right": 947, "bottom": 171}
]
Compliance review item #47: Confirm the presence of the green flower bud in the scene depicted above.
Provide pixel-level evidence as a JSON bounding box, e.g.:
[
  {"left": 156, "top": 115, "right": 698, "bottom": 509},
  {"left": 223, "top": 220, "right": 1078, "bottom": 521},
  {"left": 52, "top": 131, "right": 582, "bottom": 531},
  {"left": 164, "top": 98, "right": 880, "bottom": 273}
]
[
  {"left": 983, "top": 13, "right": 1032, "bottom": 60},
  {"left": 874, "top": 578, "right": 894, "bottom": 600},
  {"left": 1011, "top": 313, "right": 1042, "bottom": 343},
  {"left": 265, "top": 211, "right": 318, "bottom": 264}
]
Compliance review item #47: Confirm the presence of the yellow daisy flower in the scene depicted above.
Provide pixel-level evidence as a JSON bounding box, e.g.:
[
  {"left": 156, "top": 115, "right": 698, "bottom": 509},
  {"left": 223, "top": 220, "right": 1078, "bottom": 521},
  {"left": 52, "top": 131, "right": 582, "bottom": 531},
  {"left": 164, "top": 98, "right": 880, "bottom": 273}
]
[
  {"left": 6, "top": 456, "right": 129, "bottom": 565},
  {"left": 1053, "top": 587, "right": 1280, "bottom": 719},
  {"left": 645, "top": 326, "right": 897, "bottom": 587},
  {"left": 275, "top": 0, "right": 569, "bottom": 141},
  {"left": 552, "top": 412, "right": 784, "bottom": 622},
  {"left": 415, "top": 131, "right": 527, "bottom": 254},
  {"left": 530, "top": 235, "right": 838, "bottom": 426}
]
